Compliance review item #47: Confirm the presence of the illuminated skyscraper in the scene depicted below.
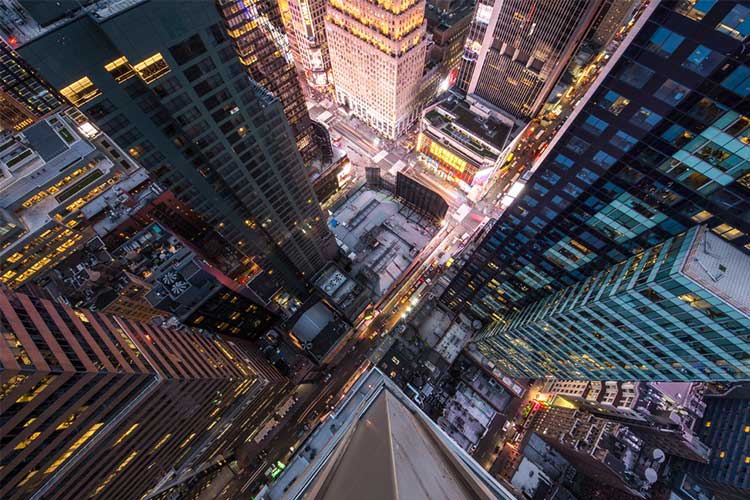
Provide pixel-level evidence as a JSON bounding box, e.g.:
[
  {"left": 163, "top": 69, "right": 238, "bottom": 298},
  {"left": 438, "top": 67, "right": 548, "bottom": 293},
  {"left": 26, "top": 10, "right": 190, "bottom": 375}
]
[
  {"left": 445, "top": 1, "right": 750, "bottom": 323},
  {"left": 477, "top": 226, "right": 750, "bottom": 382},
  {"left": 457, "top": 0, "right": 604, "bottom": 119},
  {"left": 3, "top": 0, "right": 336, "bottom": 290},
  {"left": 215, "top": 0, "right": 321, "bottom": 163},
  {"left": 326, "top": 0, "right": 427, "bottom": 139},
  {"left": 0, "top": 288, "right": 286, "bottom": 499},
  {"left": 282, "top": 0, "right": 332, "bottom": 88}
]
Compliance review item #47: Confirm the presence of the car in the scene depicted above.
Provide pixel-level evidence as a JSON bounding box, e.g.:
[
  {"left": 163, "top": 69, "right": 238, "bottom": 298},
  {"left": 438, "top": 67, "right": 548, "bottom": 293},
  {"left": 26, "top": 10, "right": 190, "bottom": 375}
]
[{"left": 322, "top": 372, "right": 332, "bottom": 383}]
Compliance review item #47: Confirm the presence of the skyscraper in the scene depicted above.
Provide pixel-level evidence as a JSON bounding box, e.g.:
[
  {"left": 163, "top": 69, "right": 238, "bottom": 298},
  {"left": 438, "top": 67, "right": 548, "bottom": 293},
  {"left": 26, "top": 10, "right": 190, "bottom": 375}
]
[
  {"left": 456, "top": 0, "right": 605, "bottom": 119},
  {"left": 0, "top": 38, "right": 63, "bottom": 131},
  {"left": 3, "top": 0, "right": 336, "bottom": 290},
  {"left": 0, "top": 288, "right": 286, "bottom": 499},
  {"left": 687, "top": 383, "right": 750, "bottom": 499},
  {"left": 282, "top": 0, "right": 332, "bottom": 88},
  {"left": 215, "top": 0, "right": 321, "bottom": 163},
  {"left": 326, "top": 0, "right": 428, "bottom": 139},
  {"left": 477, "top": 226, "right": 750, "bottom": 381},
  {"left": 444, "top": 0, "right": 750, "bottom": 324}
]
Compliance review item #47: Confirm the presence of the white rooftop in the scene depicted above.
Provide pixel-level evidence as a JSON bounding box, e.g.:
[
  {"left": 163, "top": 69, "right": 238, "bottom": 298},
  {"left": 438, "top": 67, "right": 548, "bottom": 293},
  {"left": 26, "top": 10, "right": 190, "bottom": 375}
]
[{"left": 681, "top": 227, "right": 750, "bottom": 317}]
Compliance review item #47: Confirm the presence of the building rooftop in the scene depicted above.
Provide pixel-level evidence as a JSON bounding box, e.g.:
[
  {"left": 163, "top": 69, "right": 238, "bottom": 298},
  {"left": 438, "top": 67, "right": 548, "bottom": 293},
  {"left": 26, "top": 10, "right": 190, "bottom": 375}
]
[
  {"left": 266, "top": 368, "right": 514, "bottom": 500},
  {"left": 329, "top": 188, "right": 433, "bottom": 296},
  {"left": 423, "top": 94, "right": 513, "bottom": 159},
  {"left": 425, "top": 0, "right": 475, "bottom": 32},
  {"left": 680, "top": 226, "right": 750, "bottom": 317},
  {"left": 0, "top": 0, "right": 147, "bottom": 45}
]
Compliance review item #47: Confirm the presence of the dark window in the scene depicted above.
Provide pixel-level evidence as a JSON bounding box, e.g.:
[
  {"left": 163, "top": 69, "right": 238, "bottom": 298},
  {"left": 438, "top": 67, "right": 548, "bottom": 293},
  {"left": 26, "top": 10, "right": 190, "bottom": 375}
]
[
  {"left": 101, "top": 114, "right": 131, "bottom": 135},
  {"left": 152, "top": 76, "right": 182, "bottom": 98},
  {"left": 630, "top": 107, "right": 662, "bottom": 130},
  {"left": 219, "top": 45, "right": 237, "bottom": 63},
  {"left": 654, "top": 79, "right": 690, "bottom": 104},
  {"left": 169, "top": 34, "right": 207, "bottom": 65},
  {"left": 184, "top": 57, "right": 217, "bottom": 82},
  {"left": 86, "top": 99, "right": 115, "bottom": 120},
  {"left": 721, "top": 65, "right": 750, "bottom": 97},
  {"left": 617, "top": 60, "right": 654, "bottom": 89},
  {"left": 209, "top": 23, "right": 227, "bottom": 45}
]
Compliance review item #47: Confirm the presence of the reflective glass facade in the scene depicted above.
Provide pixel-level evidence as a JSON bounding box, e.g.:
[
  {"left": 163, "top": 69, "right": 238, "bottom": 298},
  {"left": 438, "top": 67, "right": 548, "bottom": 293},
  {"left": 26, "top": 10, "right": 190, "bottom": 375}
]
[
  {"left": 13, "top": 0, "right": 335, "bottom": 290},
  {"left": 476, "top": 226, "right": 750, "bottom": 381},
  {"left": 445, "top": 1, "right": 750, "bottom": 324}
]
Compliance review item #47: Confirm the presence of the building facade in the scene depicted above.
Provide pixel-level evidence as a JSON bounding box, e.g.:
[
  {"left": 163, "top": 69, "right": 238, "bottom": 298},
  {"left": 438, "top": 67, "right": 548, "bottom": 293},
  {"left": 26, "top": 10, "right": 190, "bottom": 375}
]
[
  {"left": 0, "top": 108, "right": 146, "bottom": 289},
  {"left": 687, "top": 384, "right": 750, "bottom": 499},
  {"left": 457, "top": 0, "right": 604, "bottom": 119},
  {"left": 6, "top": 0, "right": 336, "bottom": 290},
  {"left": 477, "top": 226, "right": 750, "bottom": 382},
  {"left": 418, "top": 92, "right": 513, "bottom": 188},
  {"left": 326, "top": 0, "right": 428, "bottom": 139},
  {"left": 0, "top": 288, "right": 287, "bottom": 499},
  {"left": 212, "top": 0, "right": 320, "bottom": 163},
  {"left": 444, "top": 1, "right": 750, "bottom": 323},
  {"left": 284, "top": 0, "right": 332, "bottom": 88},
  {"left": 0, "top": 38, "right": 63, "bottom": 131}
]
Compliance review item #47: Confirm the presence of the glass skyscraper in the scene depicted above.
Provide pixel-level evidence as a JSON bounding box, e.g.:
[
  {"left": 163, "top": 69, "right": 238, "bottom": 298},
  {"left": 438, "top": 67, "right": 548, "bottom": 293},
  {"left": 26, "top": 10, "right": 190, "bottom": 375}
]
[
  {"left": 0, "top": 288, "right": 286, "bottom": 500},
  {"left": 444, "top": 0, "right": 750, "bottom": 324},
  {"left": 3, "top": 0, "right": 336, "bottom": 292},
  {"left": 477, "top": 225, "right": 750, "bottom": 381}
]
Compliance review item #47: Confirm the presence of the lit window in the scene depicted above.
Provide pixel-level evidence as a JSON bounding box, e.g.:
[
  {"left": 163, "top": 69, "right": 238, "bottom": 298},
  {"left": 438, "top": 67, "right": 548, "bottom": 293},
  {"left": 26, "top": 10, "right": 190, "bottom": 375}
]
[
  {"left": 691, "top": 210, "right": 713, "bottom": 222},
  {"left": 745, "top": 456, "right": 750, "bottom": 464},
  {"left": 705, "top": 421, "right": 712, "bottom": 427},
  {"left": 719, "top": 451, "right": 726, "bottom": 458},
  {"left": 14, "top": 431, "right": 41, "bottom": 450},
  {"left": 104, "top": 56, "right": 135, "bottom": 83},
  {"left": 133, "top": 53, "right": 170, "bottom": 84},
  {"left": 711, "top": 223, "right": 743, "bottom": 240},
  {"left": 60, "top": 77, "right": 101, "bottom": 107},
  {"left": 715, "top": 5, "right": 750, "bottom": 41},
  {"left": 744, "top": 425, "right": 750, "bottom": 433},
  {"left": 674, "top": 0, "right": 716, "bottom": 20}
]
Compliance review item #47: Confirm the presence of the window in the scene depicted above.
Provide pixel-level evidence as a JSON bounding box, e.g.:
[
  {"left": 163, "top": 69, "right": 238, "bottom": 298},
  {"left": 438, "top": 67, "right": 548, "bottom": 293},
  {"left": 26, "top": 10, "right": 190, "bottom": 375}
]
[
  {"left": 646, "top": 27, "right": 684, "bottom": 58},
  {"left": 592, "top": 150, "right": 616, "bottom": 167},
  {"left": 630, "top": 107, "right": 662, "bottom": 130},
  {"left": 86, "top": 99, "right": 115, "bottom": 120},
  {"left": 654, "top": 79, "right": 689, "bottom": 104},
  {"left": 169, "top": 34, "right": 207, "bottom": 65},
  {"left": 566, "top": 136, "right": 590, "bottom": 155},
  {"left": 682, "top": 45, "right": 722, "bottom": 76},
  {"left": 674, "top": 0, "right": 715, "bottom": 20},
  {"left": 715, "top": 5, "right": 750, "bottom": 40},
  {"left": 662, "top": 124, "right": 695, "bottom": 148},
  {"left": 132, "top": 53, "right": 170, "bottom": 84},
  {"left": 583, "top": 115, "right": 609, "bottom": 135},
  {"left": 691, "top": 210, "right": 713, "bottom": 222},
  {"left": 555, "top": 153, "right": 575, "bottom": 169},
  {"left": 711, "top": 223, "right": 743, "bottom": 240},
  {"left": 611, "top": 131, "right": 638, "bottom": 152},
  {"left": 600, "top": 90, "right": 630, "bottom": 115},
  {"left": 618, "top": 60, "right": 654, "bottom": 88},
  {"left": 721, "top": 65, "right": 750, "bottom": 97},
  {"left": 104, "top": 56, "right": 135, "bottom": 83},
  {"left": 576, "top": 168, "right": 599, "bottom": 185},
  {"left": 60, "top": 76, "right": 101, "bottom": 107}
]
